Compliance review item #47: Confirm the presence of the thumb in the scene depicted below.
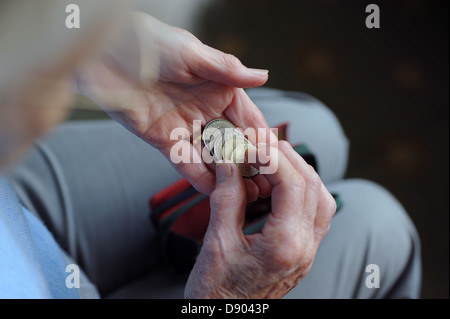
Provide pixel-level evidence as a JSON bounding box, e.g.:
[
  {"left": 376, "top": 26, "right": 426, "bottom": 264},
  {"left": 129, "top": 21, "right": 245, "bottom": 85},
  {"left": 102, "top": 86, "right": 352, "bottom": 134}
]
[
  {"left": 208, "top": 163, "right": 247, "bottom": 237},
  {"left": 193, "top": 45, "right": 269, "bottom": 88}
]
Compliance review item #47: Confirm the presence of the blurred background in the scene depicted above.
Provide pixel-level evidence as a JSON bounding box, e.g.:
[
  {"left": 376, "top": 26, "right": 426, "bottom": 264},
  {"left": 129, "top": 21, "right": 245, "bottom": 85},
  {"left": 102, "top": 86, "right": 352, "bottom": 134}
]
[{"left": 71, "top": 0, "right": 449, "bottom": 298}]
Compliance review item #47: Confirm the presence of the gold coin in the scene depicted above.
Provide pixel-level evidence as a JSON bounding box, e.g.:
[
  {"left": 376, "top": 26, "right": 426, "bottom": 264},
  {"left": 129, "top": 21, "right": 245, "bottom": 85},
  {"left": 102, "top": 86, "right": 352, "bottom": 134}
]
[
  {"left": 203, "top": 127, "right": 222, "bottom": 152},
  {"left": 212, "top": 128, "right": 242, "bottom": 161},
  {"left": 203, "top": 119, "right": 258, "bottom": 177},
  {"left": 222, "top": 135, "right": 249, "bottom": 162},
  {"left": 202, "top": 119, "right": 235, "bottom": 150},
  {"left": 231, "top": 143, "right": 259, "bottom": 177}
]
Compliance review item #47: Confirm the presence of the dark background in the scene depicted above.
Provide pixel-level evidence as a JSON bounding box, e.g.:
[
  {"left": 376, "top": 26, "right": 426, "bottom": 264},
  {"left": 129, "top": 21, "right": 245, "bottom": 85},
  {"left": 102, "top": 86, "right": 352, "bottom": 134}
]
[{"left": 71, "top": 0, "right": 449, "bottom": 298}]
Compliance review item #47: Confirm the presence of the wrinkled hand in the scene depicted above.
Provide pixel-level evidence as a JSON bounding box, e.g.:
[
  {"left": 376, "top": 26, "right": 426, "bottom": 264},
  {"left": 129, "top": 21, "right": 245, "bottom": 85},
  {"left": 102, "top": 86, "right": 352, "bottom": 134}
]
[
  {"left": 76, "top": 12, "right": 270, "bottom": 196},
  {"left": 185, "top": 141, "right": 336, "bottom": 298}
]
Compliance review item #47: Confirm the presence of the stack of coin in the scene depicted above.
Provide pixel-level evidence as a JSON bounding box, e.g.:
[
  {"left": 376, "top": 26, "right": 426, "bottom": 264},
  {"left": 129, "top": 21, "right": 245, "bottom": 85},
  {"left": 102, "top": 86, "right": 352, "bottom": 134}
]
[{"left": 202, "top": 119, "right": 259, "bottom": 177}]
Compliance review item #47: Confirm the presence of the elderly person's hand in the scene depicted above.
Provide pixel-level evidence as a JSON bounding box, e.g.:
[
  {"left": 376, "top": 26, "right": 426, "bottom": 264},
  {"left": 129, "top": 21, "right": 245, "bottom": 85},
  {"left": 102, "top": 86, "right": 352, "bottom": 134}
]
[
  {"left": 76, "top": 12, "right": 271, "bottom": 197},
  {"left": 184, "top": 141, "right": 337, "bottom": 298}
]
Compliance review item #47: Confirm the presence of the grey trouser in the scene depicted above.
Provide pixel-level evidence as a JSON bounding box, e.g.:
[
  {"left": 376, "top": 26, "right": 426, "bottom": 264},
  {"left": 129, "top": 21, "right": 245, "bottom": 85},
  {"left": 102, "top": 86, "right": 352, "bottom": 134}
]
[{"left": 8, "top": 88, "right": 421, "bottom": 298}]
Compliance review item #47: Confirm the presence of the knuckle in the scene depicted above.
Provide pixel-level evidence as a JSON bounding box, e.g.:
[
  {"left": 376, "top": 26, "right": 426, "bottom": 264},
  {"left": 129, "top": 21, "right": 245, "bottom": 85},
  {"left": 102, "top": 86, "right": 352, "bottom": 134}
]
[
  {"left": 291, "top": 173, "right": 306, "bottom": 191},
  {"left": 270, "top": 236, "right": 305, "bottom": 271},
  {"left": 182, "top": 35, "right": 200, "bottom": 52},
  {"left": 200, "top": 236, "right": 224, "bottom": 260},
  {"left": 326, "top": 193, "right": 337, "bottom": 217},
  {"left": 307, "top": 168, "right": 322, "bottom": 189},
  {"left": 271, "top": 252, "right": 297, "bottom": 272},
  {"left": 210, "top": 192, "right": 226, "bottom": 211},
  {"left": 307, "top": 164, "right": 317, "bottom": 175},
  {"left": 179, "top": 28, "right": 195, "bottom": 39},
  {"left": 210, "top": 186, "right": 240, "bottom": 211},
  {"left": 329, "top": 199, "right": 337, "bottom": 217},
  {"left": 222, "top": 53, "right": 242, "bottom": 69}
]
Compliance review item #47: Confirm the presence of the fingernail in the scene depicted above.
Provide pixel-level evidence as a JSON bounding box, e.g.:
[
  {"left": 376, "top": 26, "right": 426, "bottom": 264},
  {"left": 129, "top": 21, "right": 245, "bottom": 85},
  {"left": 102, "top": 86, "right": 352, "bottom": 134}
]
[
  {"left": 248, "top": 68, "right": 269, "bottom": 76},
  {"left": 216, "top": 163, "right": 232, "bottom": 184}
]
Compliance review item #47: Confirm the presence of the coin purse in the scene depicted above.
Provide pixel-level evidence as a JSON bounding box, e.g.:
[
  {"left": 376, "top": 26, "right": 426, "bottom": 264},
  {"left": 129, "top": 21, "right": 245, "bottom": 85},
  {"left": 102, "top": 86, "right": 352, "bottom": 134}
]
[{"left": 149, "top": 123, "right": 342, "bottom": 273}]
